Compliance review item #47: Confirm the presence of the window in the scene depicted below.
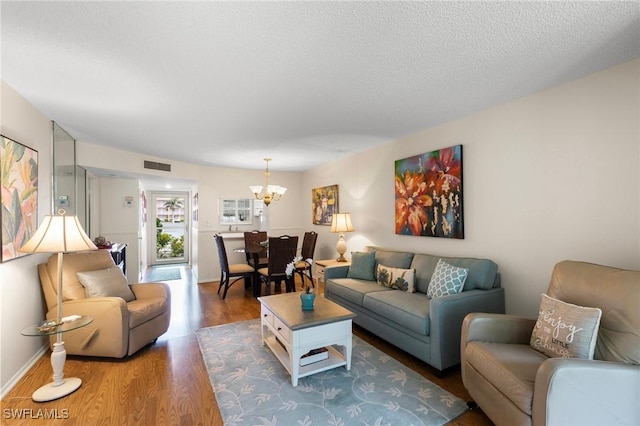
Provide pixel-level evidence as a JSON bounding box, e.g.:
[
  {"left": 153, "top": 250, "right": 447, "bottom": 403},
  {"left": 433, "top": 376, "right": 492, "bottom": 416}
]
[{"left": 219, "top": 199, "right": 252, "bottom": 225}]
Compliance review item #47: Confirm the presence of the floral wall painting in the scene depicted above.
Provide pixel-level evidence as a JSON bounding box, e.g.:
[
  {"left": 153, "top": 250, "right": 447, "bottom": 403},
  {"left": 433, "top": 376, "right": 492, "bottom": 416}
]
[
  {"left": 1, "top": 135, "right": 38, "bottom": 262},
  {"left": 395, "top": 145, "right": 463, "bottom": 239},
  {"left": 312, "top": 184, "right": 338, "bottom": 225}
]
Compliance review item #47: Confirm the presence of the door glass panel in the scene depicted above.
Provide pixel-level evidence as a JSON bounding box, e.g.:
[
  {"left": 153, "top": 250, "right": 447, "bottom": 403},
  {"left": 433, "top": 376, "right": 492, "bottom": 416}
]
[{"left": 153, "top": 194, "right": 189, "bottom": 264}]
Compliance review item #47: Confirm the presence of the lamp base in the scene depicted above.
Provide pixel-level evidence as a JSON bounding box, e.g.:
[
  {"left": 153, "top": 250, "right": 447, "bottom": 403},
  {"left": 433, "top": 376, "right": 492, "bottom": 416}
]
[
  {"left": 335, "top": 234, "right": 348, "bottom": 262},
  {"left": 32, "top": 377, "right": 82, "bottom": 402},
  {"left": 32, "top": 340, "right": 81, "bottom": 402}
]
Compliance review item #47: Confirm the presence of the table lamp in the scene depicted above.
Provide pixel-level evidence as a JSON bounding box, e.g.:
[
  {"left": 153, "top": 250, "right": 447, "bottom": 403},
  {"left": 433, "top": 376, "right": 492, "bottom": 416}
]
[
  {"left": 19, "top": 209, "right": 97, "bottom": 401},
  {"left": 330, "top": 213, "right": 354, "bottom": 262}
]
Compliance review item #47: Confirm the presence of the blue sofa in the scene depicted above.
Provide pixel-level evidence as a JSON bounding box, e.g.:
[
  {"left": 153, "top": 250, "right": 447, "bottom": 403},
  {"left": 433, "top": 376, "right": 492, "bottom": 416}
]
[{"left": 324, "top": 247, "right": 505, "bottom": 372}]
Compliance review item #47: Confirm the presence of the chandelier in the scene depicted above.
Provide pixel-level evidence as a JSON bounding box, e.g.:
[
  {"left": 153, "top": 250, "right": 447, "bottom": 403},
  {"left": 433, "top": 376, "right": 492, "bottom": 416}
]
[{"left": 249, "top": 158, "right": 287, "bottom": 206}]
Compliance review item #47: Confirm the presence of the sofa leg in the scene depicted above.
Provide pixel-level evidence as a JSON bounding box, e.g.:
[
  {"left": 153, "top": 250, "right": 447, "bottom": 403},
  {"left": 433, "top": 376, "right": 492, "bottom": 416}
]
[{"left": 467, "top": 401, "right": 478, "bottom": 410}]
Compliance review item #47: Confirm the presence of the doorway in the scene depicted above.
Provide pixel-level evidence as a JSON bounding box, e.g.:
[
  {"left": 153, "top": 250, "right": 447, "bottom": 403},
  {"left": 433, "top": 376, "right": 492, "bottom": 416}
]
[{"left": 150, "top": 192, "right": 190, "bottom": 265}]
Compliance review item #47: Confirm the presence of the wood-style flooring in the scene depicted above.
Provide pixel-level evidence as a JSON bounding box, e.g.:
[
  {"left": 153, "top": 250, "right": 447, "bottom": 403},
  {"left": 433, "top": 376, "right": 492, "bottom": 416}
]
[{"left": 1, "top": 266, "right": 493, "bottom": 425}]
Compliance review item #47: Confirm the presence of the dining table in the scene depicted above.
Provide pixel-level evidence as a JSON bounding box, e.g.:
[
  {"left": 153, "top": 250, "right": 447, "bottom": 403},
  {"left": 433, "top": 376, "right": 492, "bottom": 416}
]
[{"left": 234, "top": 243, "right": 268, "bottom": 297}]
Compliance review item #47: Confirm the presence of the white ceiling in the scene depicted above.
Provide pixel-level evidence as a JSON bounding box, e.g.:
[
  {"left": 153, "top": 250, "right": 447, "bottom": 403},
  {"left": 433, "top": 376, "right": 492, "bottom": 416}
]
[{"left": 2, "top": 1, "right": 639, "bottom": 172}]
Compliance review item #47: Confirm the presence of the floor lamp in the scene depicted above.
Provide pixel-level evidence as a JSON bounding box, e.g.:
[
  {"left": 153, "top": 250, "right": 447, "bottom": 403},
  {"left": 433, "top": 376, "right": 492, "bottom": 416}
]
[{"left": 19, "top": 210, "right": 97, "bottom": 401}]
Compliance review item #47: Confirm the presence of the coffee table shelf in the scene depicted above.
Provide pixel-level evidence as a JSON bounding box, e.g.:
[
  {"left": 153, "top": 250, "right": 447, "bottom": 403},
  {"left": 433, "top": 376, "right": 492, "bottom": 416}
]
[{"left": 264, "top": 335, "right": 347, "bottom": 379}]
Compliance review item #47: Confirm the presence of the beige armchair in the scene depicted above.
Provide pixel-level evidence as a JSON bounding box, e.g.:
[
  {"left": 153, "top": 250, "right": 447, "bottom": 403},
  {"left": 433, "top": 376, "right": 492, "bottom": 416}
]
[
  {"left": 38, "top": 250, "right": 171, "bottom": 358},
  {"left": 461, "top": 260, "right": 640, "bottom": 426}
]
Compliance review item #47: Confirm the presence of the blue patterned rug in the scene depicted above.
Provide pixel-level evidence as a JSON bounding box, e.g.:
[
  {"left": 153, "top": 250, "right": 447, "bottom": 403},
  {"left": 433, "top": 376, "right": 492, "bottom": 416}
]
[{"left": 196, "top": 319, "right": 468, "bottom": 425}]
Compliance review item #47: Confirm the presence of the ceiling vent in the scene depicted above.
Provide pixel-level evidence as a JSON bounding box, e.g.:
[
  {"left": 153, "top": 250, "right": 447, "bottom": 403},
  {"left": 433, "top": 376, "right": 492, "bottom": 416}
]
[{"left": 143, "top": 160, "right": 171, "bottom": 172}]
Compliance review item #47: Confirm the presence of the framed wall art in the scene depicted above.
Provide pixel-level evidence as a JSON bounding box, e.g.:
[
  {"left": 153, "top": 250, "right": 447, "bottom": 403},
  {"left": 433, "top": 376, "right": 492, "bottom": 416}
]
[
  {"left": 394, "top": 144, "right": 463, "bottom": 239},
  {"left": 1, "top": 135, "right": 39, "bottom": 262},
  {"left": 312, "top": 184, "right": 338, "bottom": 226}
]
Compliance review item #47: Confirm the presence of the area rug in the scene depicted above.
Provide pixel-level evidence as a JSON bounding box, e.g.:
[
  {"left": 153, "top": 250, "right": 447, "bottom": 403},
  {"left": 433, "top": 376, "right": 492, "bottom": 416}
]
[
  {"left": 196, "top": 319, "right": 468, "bottom": 425},
  {"left": 147, "top": 267, "right": 181, "bottom": 282}
]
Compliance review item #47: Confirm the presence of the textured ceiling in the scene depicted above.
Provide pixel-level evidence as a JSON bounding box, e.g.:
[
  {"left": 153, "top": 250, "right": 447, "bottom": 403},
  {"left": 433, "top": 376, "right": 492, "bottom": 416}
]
[{"left": 1, "top": 1, "right": 639, "bottom": 172}]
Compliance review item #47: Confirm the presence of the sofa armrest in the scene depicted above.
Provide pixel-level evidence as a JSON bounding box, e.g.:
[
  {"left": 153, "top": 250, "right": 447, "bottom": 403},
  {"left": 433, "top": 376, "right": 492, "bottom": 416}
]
[
  {"left": 130, "top": 282, "right": 171, "bottom": 300},
  {"left": 324, "top": 265, "right": 350, "bottom": 280},
  {"left": 49, "top": 298, "right": 129, "bottom": 357},
  {"left": 462, "top": 312, "right": 536, "bottom": 345},
  {"left": 430, "top": 288, "right": 505, "bottom": 370},
  {"left": 533, "top": 359, "right": 640, "bottom": 426}
]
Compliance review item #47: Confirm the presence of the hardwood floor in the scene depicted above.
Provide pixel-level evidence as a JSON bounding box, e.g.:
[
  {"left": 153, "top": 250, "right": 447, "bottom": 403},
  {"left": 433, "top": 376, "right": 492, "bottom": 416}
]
[{"left": 1, "top": 266, "right": 493, "bottom": 425}]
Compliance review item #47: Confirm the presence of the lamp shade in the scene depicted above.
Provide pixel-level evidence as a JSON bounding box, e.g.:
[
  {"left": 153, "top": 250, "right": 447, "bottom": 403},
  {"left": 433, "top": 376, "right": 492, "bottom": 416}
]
[
  {"left": 330, "top": 213, "right": 354, "bottom": 234},
  {"left": 19, "top": 211, "right": 97, "bottom": 254}
]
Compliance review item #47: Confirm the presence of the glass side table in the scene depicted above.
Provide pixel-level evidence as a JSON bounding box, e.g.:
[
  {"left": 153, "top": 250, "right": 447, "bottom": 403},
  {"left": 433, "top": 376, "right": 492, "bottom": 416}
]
[{"left": 21, "top": 315, "right": 93, "bottom": 402}]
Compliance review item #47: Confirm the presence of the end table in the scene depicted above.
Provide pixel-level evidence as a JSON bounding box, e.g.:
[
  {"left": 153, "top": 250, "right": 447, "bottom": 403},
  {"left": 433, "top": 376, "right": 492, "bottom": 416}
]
[{"left": 21, "top": 315, "right": 93, "bottom": 402}]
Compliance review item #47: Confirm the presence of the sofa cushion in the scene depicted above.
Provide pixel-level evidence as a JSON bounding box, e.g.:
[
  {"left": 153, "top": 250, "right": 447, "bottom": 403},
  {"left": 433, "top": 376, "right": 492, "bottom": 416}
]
[
  {"left": 376, "top": 264, "right": 416, "bottom": 292},
  {"left": 464, "top": 341, "right": 547, "bottom": 416},
  {"left": 363, "top": 290, "right": 431, "bottom": 335},
  {"left": 325, "top": 278, "right": 390, "bottom": 306},
  {"left": 427, "top": 259, "right": 468, "bottom": 299},
  {"left": 371, "top": 248, "right": 414, "bottom": 269},
  {"left": 530, "top": 294, "right": 602, "bottom": 359},
  {"left": 347, "top": 251, "right": 376, "bottom": 280},
  {"left": 77, "top": 267, "right": 136, "bottom": 302},
  {"left": 411, "top": 254, "right": 498, "bottom": 293}
]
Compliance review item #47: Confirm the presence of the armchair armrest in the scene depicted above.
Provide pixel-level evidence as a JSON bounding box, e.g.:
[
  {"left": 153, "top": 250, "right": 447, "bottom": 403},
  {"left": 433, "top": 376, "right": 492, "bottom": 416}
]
[
  {"left": 130, "top": 282, "right": 171, "bottom": 300},
  {"left": 430, "top": 287, "right": 505, "bottom": 370},
  {"left": 324, "top": 265, "right": 350, "bottom": 280},
  {"left": 533, "top": 358, "right": 640, "bottom": 426},
  {"left": 49, "top": 298, "right": 129, "bottom": 357},
  {"left": 462, "top": 311, "right": 536, "bottom": 345}
]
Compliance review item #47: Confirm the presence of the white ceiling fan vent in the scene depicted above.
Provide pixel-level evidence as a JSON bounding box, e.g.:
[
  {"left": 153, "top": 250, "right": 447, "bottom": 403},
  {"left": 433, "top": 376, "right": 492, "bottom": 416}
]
[{"left": 143, "top": 160, "right": 172, "bottom": 172}]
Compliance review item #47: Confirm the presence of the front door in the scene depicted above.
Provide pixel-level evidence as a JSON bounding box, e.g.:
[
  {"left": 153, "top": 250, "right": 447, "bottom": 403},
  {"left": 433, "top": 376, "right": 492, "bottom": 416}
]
[{"left": 151, "top": 192, "right": 190, "bottom": 265}]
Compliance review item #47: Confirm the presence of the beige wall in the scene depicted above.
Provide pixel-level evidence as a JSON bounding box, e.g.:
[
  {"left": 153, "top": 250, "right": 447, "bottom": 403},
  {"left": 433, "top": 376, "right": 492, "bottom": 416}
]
[
  {"left": 304, "top": 59, "right": 640, "bottom": 318},
  {"left": 2, "top": 58, "right": 639, "bottom": 395},
  {"left": 0, "top": 81, "right": 53, "bottom": 396}
]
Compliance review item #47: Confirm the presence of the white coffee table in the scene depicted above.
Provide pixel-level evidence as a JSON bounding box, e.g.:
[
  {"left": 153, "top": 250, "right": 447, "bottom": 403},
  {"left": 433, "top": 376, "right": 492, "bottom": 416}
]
[{"left": 258, "top": 292, "right": 356, "bottom": 386}]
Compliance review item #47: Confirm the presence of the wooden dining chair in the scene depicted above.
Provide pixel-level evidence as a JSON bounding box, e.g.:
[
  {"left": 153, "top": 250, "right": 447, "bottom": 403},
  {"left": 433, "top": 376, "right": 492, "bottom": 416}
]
[
  {"left": 295, "top": 231, "right": 318, "bottom": 289},
  {"left": 214, "top": 234, "right": 255, "bottom": 299},
  {"left": 258, "top": 235, "right": 298, "bottom": 295},
  {"left": 243, "top": 230, "right": 268, "bottom": 269}
]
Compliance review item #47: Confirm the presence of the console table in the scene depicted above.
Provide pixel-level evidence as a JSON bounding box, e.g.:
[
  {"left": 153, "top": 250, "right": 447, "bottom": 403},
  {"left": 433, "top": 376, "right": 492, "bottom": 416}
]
[{"left": 106, "top": 243, "right": 127, "bottom": 274}]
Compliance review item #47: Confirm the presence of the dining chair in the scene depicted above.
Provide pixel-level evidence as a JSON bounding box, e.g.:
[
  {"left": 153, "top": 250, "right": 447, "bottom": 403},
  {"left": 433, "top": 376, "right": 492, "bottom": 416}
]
[
  {"left": 243, "top": 230, "right": 268, "bottom": 269},
  {"left": 214, "top": 234, "right": 255, "bottom": 299},
  {"left": 258, "top": 235, "right": 299, "bottom": 295},
  {"left": 295, "top": 231, "right": 318, "bottom": 290}
]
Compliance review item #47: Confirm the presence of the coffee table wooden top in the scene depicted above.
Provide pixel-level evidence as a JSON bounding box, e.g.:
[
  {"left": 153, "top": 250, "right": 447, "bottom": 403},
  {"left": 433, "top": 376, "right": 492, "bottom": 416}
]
[{"left": 258, "top": 292, "right": 356, "bottom": 331}]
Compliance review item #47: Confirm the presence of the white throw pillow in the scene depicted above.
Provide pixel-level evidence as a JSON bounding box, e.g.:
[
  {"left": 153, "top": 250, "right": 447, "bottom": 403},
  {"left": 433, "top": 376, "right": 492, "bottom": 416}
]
[
  {"left": 77, "top": 267, "right": 136, "bottom": 302},
  {"left": 427, "top": 259, "right": 468, "bottom": 299},
  {"left": 530, "top": 294, "right": 602, "bottom": 359},
  {"left": 376, "top": 264, "right": 416, "bottom": 292}
]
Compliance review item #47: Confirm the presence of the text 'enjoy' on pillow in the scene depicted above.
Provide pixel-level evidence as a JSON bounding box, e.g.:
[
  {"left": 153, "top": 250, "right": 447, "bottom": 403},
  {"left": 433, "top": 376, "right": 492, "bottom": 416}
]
[{"left": 530, "top": 293, "right": 602, "bottom": 359}]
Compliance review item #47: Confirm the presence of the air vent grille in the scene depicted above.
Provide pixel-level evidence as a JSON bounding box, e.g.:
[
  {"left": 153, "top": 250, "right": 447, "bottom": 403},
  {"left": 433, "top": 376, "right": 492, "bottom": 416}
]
[{"left": 143, "top": 160, "right": 171, "bottom": 172}]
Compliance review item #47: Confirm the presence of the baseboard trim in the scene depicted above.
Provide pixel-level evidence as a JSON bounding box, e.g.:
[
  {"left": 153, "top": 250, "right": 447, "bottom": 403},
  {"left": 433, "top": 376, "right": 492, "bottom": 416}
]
[{"left": 0, "top": 344, "right": 48, "bottom": 399}]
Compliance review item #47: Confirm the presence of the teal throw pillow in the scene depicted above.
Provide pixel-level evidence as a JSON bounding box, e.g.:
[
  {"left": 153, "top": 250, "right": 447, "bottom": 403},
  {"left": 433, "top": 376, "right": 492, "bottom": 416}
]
[
  {"left": 427, "top": 258, "right": 469, "bottom": 299},
  {"left": 347, "top": 251, "right": 376, "bottom": 281}
]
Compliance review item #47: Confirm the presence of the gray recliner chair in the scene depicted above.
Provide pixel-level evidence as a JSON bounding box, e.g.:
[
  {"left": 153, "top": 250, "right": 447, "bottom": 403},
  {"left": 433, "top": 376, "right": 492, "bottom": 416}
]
[{"left": 461, "top": 260, "right": 640, "bottom": 426}]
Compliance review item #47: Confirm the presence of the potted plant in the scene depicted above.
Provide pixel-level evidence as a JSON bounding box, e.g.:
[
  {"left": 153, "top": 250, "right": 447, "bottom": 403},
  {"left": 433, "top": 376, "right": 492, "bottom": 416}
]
[{"left": 286, "top": 256, "right": 315, "bottom": 310}]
